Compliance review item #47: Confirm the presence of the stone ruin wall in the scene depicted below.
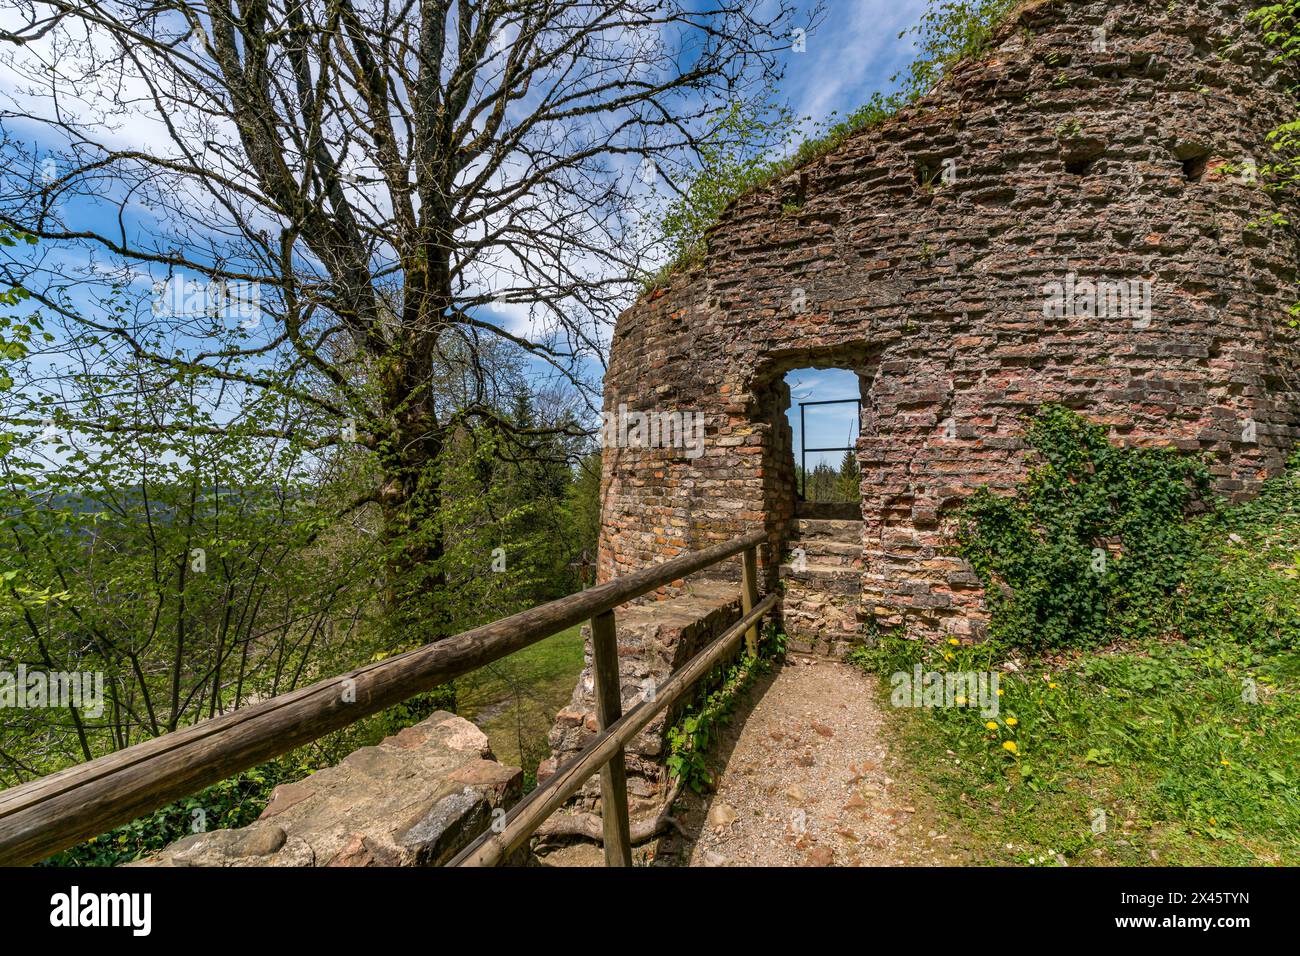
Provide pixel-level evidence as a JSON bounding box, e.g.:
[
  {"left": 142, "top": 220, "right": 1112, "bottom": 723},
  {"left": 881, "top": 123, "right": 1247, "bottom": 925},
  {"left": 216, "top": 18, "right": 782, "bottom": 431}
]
[
  {"left": 141, "top": 712, "right": 522, "bottom": 867},
  {"left": 597, "top": 0, "right": 1300, "bottom": 644}
]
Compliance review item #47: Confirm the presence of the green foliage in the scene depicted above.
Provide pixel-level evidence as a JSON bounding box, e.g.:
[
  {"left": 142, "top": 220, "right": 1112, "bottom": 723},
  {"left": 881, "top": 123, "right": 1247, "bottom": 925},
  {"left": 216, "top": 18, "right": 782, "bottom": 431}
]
[
  {"left": 666, "top": 625, "right": 786, "bottom": 792},
  {"left": 795, "top": 449, "right": 861, "bottom": 503},
  {"left": 39, "top": 757, "right": 308, "bottom": 867},
  {"left": 0, "top": 241, "right": 602, "bottom": 866},
  {"left": 836, "top": 449, "right": 860, "bottom": 502},
  {"left": 1253, "top": 1, "right": 1300, "bottom": 60},
  {"left": 0, "top": 227, "right": 37, "bottom": 394},
  {"left": 851, "top": 630, "right": 1300, "bottom": 865},
  {"left": 565, "top": 451, "right": 602, "bottom": 570},
  {"left": 851, "top": 430, "right": 1300, "bottom": 865},
  {"left": 656, "top": 100, "right": 791, "bottom": 272},
  {"left": 454, "top": 624, "right": 586, "bottom": 788},
  {"left": 898, "top": 0, "right": 1021, "bottom": 97},
  {"left": 431, "top": 393, "right": 596, "bottom": 635},
  {"left": 1248, "top": 3, "right": 1300, "bottom": 321},
  {"left": 1178, "top": 450, "right": 1300, "bottom": 653},
  {"left": 957, "top": 406, "right": 1212, "bottom": 650},
  {"left": 0, "top": 319, "right": 386, "bottom": 779}
]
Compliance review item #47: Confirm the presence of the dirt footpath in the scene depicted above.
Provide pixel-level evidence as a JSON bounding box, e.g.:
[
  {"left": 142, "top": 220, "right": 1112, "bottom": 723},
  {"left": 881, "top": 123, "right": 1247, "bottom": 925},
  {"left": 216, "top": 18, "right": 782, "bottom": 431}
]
[
  {"left": 659, "top": 657, "right": 955, "bottom": 867},
  {"left": 537, "top": 655, "right": 969, "bottom": 867}
]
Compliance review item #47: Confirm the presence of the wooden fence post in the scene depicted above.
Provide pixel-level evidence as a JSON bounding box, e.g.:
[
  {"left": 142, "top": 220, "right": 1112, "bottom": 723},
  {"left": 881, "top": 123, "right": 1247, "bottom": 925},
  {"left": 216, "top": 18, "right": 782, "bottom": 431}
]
[
  {"left": 741, "top": 545, "right": 760, "bottom": 657},
  {"left": 590, "top": 609, "right": 633, "bottom": 866}
]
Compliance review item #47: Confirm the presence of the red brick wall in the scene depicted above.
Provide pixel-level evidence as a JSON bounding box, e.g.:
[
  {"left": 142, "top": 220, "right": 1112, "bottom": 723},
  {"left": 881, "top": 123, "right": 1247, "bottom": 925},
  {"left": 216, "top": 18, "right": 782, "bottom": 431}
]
[{"left": 598, "top": 0, "right": 1300, "bottom": 640}]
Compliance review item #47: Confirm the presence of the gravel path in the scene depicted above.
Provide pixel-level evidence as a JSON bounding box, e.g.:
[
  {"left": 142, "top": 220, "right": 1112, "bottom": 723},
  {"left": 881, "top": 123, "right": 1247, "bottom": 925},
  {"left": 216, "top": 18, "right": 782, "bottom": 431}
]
[
  {"left": 536, "top": 655, "right": 966, "bottom": 867},
  {"left": 658, "top": 656, "right": 945, "bottom": 867}
]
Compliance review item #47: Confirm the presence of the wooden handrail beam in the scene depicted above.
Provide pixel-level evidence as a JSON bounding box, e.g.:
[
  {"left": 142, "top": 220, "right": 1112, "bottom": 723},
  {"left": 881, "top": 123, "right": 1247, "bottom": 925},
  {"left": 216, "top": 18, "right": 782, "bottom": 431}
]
[
  {"left": 590, "top": 609, "right": 632, "bottom": 866},
  {"left": 0, "top": 530, "right": 767, "bottom": 866},
  {"left": 450, "top": 591, "right": 780, "bottom": 867}
]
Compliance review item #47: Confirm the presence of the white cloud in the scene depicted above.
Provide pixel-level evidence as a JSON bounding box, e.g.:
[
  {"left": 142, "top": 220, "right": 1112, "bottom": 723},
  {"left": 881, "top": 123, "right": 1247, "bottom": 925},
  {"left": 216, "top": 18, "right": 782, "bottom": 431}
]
[{"left": 787, "top": 0, "right": 929, "bottom": 128}]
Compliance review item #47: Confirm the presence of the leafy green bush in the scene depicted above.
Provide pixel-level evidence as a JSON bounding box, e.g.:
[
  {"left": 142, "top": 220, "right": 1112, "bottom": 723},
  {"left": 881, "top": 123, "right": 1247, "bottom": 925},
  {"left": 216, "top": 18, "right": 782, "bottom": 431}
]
[
  {"left": 853, "top": 415, "right": 1300, "bottom": 864},
  {"left": 1251, "top": 2, "right": 1300, "bottom": 194},
  {"left": 1179, "top": 451, "right": 1300, "bottom": 652},
  {"left": 1247, "top": 4, "right": 1300, "bottom": 323},
  {"left": 957, "top": 406, "right": 1212, "bottom": 650}
]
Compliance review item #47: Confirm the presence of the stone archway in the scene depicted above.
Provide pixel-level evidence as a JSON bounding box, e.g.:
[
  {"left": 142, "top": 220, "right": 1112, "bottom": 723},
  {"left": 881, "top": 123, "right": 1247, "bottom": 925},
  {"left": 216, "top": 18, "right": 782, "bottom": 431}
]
[
  {"left": 590, "top": 0, "right": 1300, "bottom": 642},
  {"left": 748, "top": 347, "right": 881, "bottom": 654}
]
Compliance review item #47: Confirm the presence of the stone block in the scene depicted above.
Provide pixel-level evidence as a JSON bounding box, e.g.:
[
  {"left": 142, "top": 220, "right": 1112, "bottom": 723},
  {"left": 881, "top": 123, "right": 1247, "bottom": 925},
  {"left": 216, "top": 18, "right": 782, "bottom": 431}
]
[{"left": 135, "top": 713, "right": 522, "bottom": 867}]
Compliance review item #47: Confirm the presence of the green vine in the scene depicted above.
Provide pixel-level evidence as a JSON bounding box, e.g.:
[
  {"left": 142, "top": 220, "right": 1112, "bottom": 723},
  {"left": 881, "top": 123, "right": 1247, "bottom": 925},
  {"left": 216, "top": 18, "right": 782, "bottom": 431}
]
[
  {"left": 665, "top": 625, "right": 787, "bottom": 793},
  {"left": 1248, "top": 2, "right": 1300, "bottom": 325},
  {"left": 956, "top": 406, "right": 1213, "bottom": 651}
]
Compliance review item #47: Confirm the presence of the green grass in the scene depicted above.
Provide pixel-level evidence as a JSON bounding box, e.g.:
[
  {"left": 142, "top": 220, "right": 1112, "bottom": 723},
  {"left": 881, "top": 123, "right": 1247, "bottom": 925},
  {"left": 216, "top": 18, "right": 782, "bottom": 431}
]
[
  {"left": 851, "top": 446, "right": 1300, "bottom": 867},
  {"left": 854, "top": 629, "right": 1300, "bottom": 867},
  {"left": 454, "top": 624, "right": 586, "bottom": 788},
  {"left": 1179, "top": 458, "right": 1300, "bottom": 652}
]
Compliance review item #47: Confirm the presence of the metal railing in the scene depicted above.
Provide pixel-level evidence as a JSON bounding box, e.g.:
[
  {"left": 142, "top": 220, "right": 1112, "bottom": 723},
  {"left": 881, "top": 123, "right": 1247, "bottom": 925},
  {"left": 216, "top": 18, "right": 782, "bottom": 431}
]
[{"left": 799, "top": 397, "right": 862, "bottom": 500}]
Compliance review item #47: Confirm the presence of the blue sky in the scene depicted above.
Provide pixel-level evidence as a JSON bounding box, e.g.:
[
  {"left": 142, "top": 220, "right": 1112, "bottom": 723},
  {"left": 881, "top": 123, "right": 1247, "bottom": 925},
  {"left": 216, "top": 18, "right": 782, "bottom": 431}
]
[
  {"left": 785, "top": 367, "right": 862, "bottom": 472},
  {"left": 2, "top": 0, "right": 932, "bottom": 446},
  {"left": 781, "top": 0, "right": 928, "bottom": 131},
  {"left": 531, "top": 0, "right": 931, "bottom": 402},
  {"left": 745, "top": 0, "right": 932, "bottom": 471}
]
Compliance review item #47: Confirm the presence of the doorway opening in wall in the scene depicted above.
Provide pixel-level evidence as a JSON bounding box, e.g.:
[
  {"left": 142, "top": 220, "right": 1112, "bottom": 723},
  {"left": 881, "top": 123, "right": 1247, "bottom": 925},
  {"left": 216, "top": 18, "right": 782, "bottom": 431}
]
[{"left": 783, "top": 367, "right": 862, "bottom": 519}]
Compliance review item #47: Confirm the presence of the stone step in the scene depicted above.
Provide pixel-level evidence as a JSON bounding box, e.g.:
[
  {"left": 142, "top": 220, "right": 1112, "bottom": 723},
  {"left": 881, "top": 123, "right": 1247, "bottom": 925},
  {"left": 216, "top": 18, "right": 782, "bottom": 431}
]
[
  {"left": 783, "top": 539, "right": 863, "bottom": 567},
  {"left": 780, "top": 602, "right": 862, "bottom": 658},
  {"left": 792, "top": 518, "right": 863, "bottom": 543},
  {"left": 783, "top": 517, "right": 866, "bottom": 660},
  {"left": 795, "top": 501, "right": 861, "bottom": 521},
  {"left": 779, "top": 561, "right": 861, "bottom": 592},
  {"left": 781, "top": 600, "right": 860, "bottom": 631}
]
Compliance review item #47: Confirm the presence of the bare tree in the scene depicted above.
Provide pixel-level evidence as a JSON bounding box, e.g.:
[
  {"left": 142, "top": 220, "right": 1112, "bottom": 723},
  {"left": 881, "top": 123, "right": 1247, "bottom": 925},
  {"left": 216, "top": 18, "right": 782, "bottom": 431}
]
[{"left": 0, "top": 0, "right": 801, "bottom": 632}]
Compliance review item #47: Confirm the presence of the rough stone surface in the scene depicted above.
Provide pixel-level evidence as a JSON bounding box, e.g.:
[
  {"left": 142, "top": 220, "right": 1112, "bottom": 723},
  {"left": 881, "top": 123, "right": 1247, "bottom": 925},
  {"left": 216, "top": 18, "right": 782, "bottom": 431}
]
[
  {"left": 135, "top": 712, "right": 522, "bottom": 867},
  {"left": 595, "top": 0, "right": 1300, "bottom": 648},
  {"left": 545, "top": 0, "right": 1300, "bottom": 820},
  {"left": 781, "top": 517, "right": 865, "bottom": 655},
  {"left": 539, "top": 580, "right": 741, "bottom": 813}
]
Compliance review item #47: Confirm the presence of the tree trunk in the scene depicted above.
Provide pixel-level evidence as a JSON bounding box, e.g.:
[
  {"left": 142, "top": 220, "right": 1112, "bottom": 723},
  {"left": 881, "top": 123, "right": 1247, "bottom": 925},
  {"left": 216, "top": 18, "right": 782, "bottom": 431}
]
[{"left": 375, "top": 336, "right": 448, "bottom": 646}]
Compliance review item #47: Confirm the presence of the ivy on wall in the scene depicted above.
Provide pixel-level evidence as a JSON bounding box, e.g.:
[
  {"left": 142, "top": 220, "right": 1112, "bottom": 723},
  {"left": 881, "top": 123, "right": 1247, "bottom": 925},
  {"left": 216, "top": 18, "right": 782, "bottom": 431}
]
[{"left": 956, "top": 406, "right": 1212, "bottom": 650}]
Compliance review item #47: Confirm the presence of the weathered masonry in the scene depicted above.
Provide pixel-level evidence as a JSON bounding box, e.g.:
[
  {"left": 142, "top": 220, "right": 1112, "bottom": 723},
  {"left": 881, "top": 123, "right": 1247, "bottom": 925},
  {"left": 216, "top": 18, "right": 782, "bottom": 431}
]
[{"left": 544, "top": 0, "right": 1300, "bottom": 802}]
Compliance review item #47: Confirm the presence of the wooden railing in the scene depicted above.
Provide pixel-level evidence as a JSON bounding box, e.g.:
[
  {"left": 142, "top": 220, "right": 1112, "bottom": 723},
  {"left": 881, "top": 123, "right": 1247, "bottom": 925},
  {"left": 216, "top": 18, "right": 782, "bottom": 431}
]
[
  {"left": 0, "top": 529, "right": 771, "bottom": 867},
  {"left": 452, "top": 590, "right": 776, "bottom": 866}
]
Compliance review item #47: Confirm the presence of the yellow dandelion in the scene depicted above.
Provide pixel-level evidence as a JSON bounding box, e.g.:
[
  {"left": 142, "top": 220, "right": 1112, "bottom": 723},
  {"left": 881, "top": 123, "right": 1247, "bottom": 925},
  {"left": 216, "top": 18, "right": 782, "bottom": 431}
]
[
  {"left": 1209, "top": 817, "right": 1217, "bottom": 826},
  {"left": 948, "top": 638, "right": 960, "bottom": 646},
  {"left": 996, "top": 688, "right": 1004, "bottom": 697},
  {"left": 1220, "top": 759, "right": 1230, "bottom": 766},
  {"left": 944, "top": 652, "right": 955, "bottom": 661},
  {"left": 985, "top": 721, "right": 998, "bottom": 730},
  {"left": 1002, "top": 741, "right": 1018, "bottom": 753},
  {"left": 1005, "top": 717, "right": 1018, "bottom": 727},
  {"left": 1048, "top": 682, "right": 1058, "bottom": 689}
]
